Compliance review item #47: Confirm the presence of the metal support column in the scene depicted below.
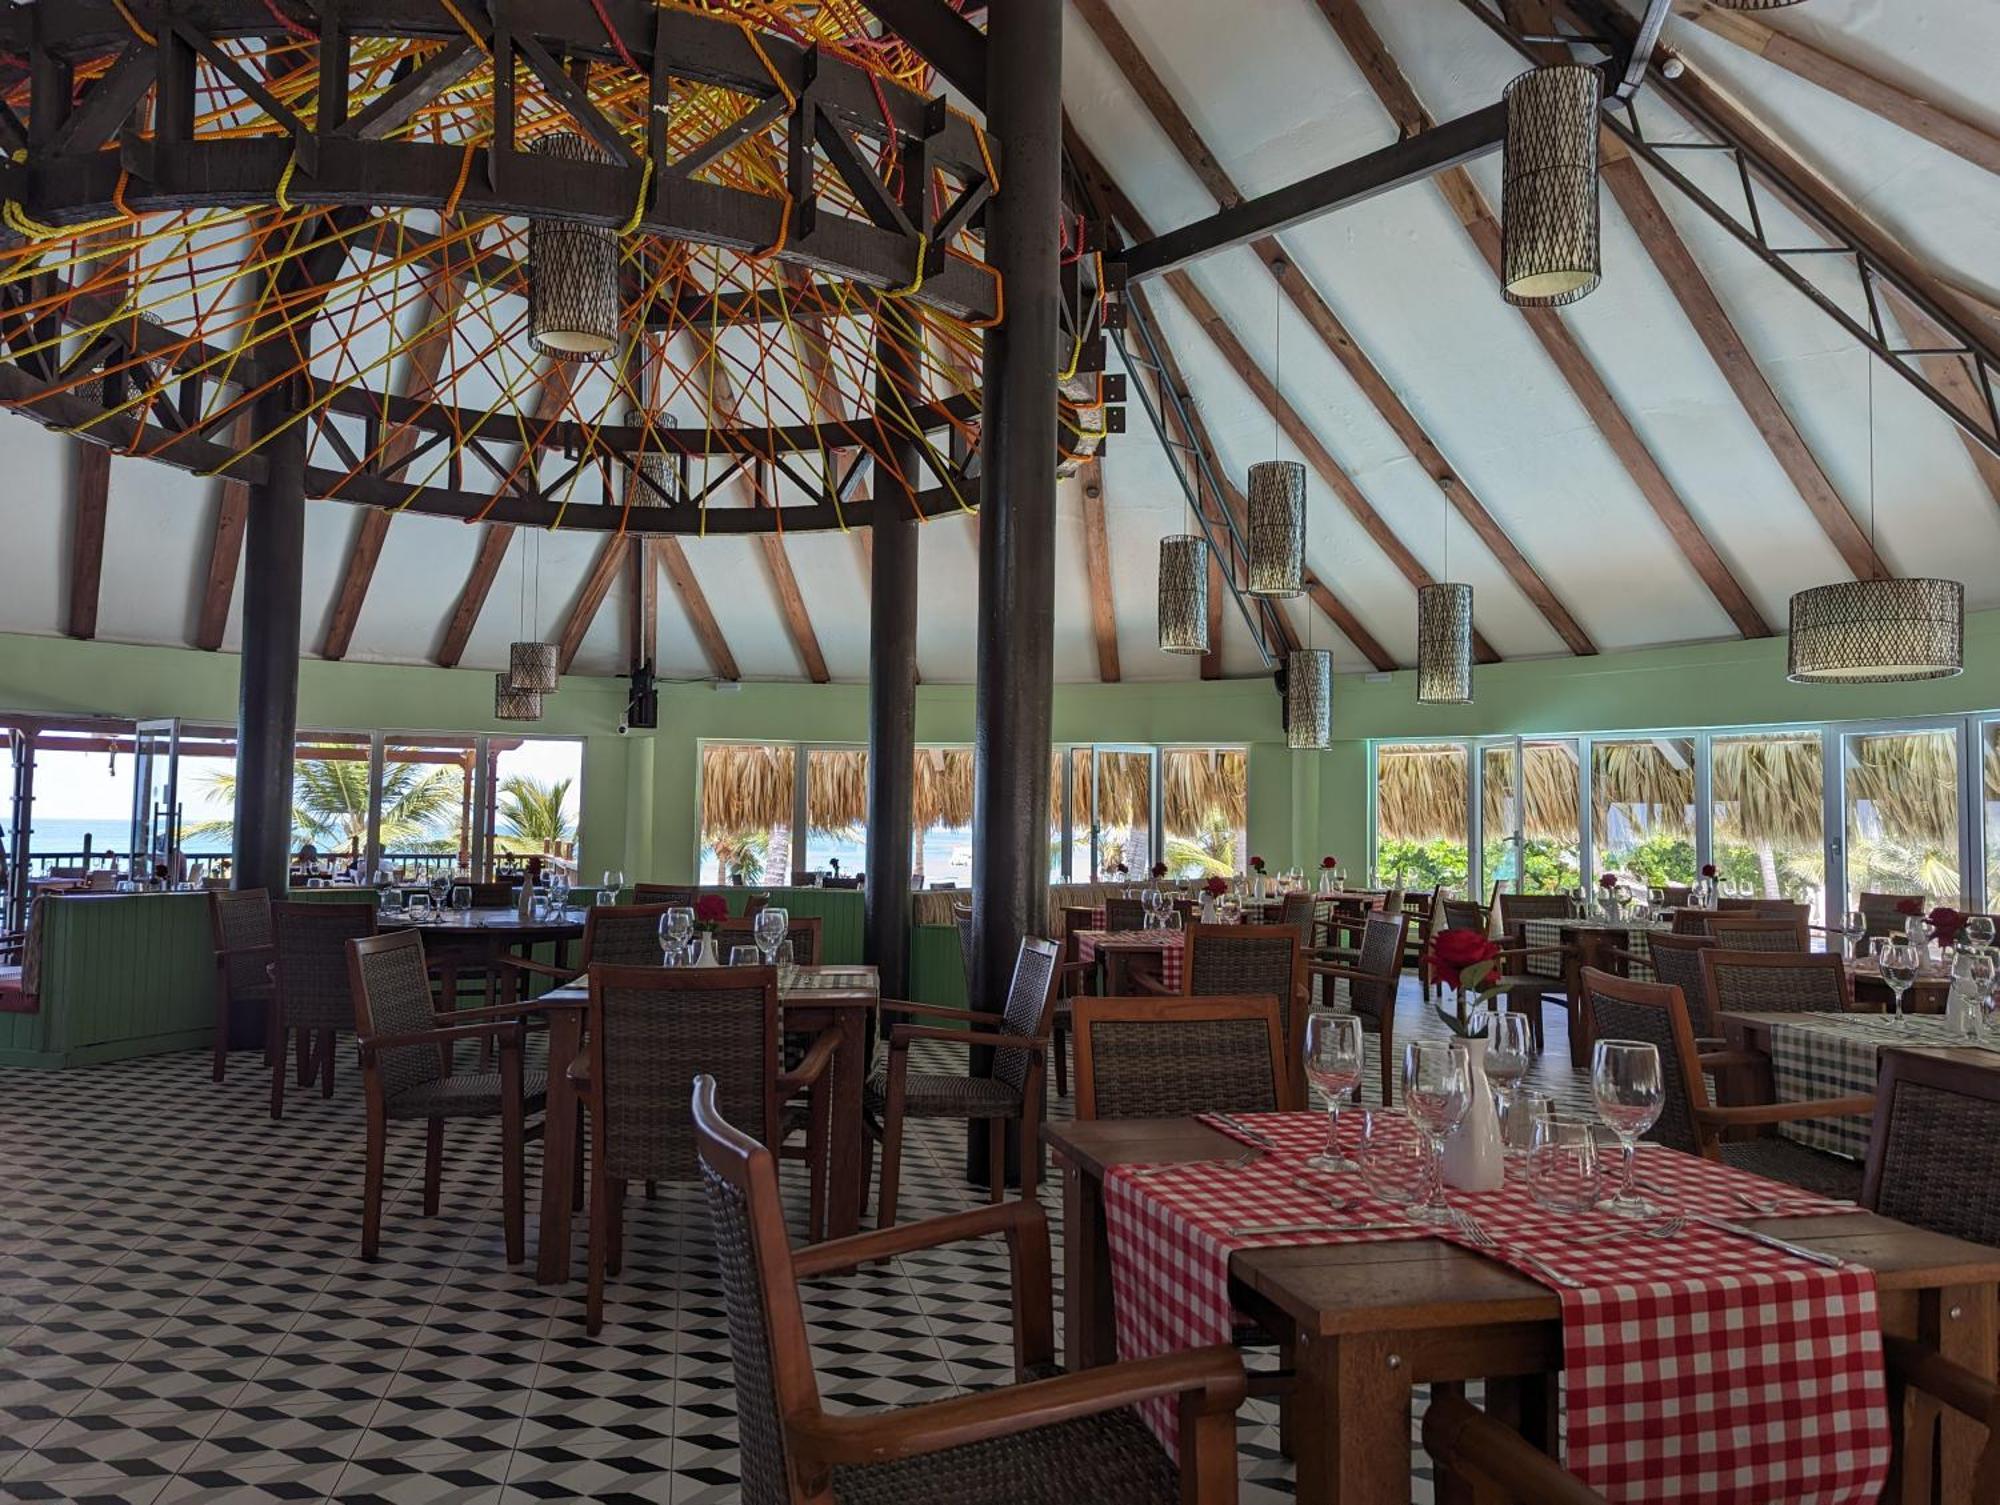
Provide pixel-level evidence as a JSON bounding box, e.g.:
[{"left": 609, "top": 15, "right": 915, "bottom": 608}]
[{"left": 968, "top": 0, "right": 1063, "bottom": 1186}]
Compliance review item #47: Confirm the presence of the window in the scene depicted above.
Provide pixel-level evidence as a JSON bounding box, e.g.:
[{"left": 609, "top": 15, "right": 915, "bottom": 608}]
[
  {"left": 1374, "top": 742, "right": 1470, "bottom": 892},
  {"left": 1162, "top": 748, "right": 1246, "bottom": 880},
  {"left": 1088, "top": 748, "right": 1155, "bottom": 881},
  {"left": 377, "top": 735, "right": 474, "bottom": 881},
  {"left": 699, "top": 743, "right": 795, "bottom": 886},
  {"left": 488, "top": 737, "right": 584, "bottom": 880},
  {"left": 288, "top": 731, "right": 375, "bottom": 867},
  {"left": 1591, "top": 737, "right": 1695, "bottom": 887},
  {"left": 1843, "top": 727, "right": 1960, "bottom": 907},
  {"left": 1712, "top": 731, "right": 1824, "bottom": 919},
  {"left": 804, "top": 747, "right": 866, "bottom": 880},
  {"left": 914, "top": 746, "right": 972, "bottom": 889}
]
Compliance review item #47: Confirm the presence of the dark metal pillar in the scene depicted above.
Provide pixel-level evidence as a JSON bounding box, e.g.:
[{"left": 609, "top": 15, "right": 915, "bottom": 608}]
[
  {"left": 968, "top": 0, "right": 1063, "bottom": 1185},
  {"left": 231, "top": 379, "right": 307, "bottom": 895}
]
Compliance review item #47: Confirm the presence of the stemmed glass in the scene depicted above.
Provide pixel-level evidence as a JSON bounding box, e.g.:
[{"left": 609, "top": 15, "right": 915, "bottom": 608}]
[
  {"left": 428, "top": 874, "right": 450, "bottom": 909},
  {"left": 1880, "top": 940, "right": 1920, "bottom": 1022},
  {"left": 1968, "top": 915, "right": 1997, "bottom": 951},
  {"left": 1403, "top": 1041, "right": 1472, "bottom": 1226},
  {"left": 547, "top": 871, "right": 570, "bottom": 917},
  {"left": 1591, "top": 1039, "right": 1664, "bottom": 1217},
  {"left": 1483, "top": 1011, "right": 1533, "bottom": 1128},
  {"left": 1842, "top": 910, "right": 1868, "bottom": 960},
  {"left": 601, "top": 871, "right": 626, "bottom": 903},
  {"left": 1302, "top": 1012, "right": 1365, "bottom": 1172},
  {"left": 754, "top": 905, "right": 789, "bottom": 964},
  {"left": 660, "top": 906, "right": 695, "bottom": 964},
  {"left": 1957, "top": 949, "right": 1995, "bottom": 1039}
]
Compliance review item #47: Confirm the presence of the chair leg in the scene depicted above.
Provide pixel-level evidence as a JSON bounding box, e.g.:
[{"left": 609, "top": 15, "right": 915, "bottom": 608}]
[
  {"left": 606, "top": 1179, "right": 625, "bottom": 1277},
  {"left": 295, "top": 1027, "right": 313, "bottom": 1087},
  {"left": 875, "top": 1107, "right": 906, "bottom": 1231},
  {"left": 501, "top": 1095, "right": 525, "bottom": 1268},
  {"left": 1017, "top": 1112, "right": 1040, "bottom": 1204},
  {"left": 264, "top": 1000, "right": 282, "bottom": 1070},
  {"left": 212, "top": 989, "right": 230, "bottom": 1084},
  {"left": 585, "top": 1143, "right": 609, "bottom": 1336},
  {"left": 319, "top": 1028, "right": 336, "bottom": 1097},
  {"left": 361, "top": 1100, "right": 386, "bottom": 1260},
  {"left": 424, "top": 1120, "right": 444, "bottom": 1216},
  {"left": 987, "top": 1119, "right": 1006, "bottom": 1205},
  {"left": 1052, "top": 1023, "right": 1069, "bottom": 1099},
  {"left": 572, "top": 1106, "right": 587, "bottom": 1211},
  {"left": 269, "top": 1028, "right": 288, "bottom": 1121}
]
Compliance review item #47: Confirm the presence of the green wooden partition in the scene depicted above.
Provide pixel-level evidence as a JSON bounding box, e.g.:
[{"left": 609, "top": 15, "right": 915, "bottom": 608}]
[
  {"left": 907, "top": 924, "right": 968, "bottom": 1009},
  {"left": 717, "top": 887, "right": 865, "bottom": 964}
]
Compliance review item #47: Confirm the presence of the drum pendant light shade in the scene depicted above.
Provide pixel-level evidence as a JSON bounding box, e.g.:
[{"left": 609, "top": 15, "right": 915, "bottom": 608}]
[
  {"left": 1286, "top": 649, "right": 1332, "bottom": 750},
  {"left": 1785, "top": 578, "right": 1964, "bottom": 683},
  {"left": 635, "top": 450, "right": 679, "bottom": 506},
  {"left": 529, "top": 132, "right": 619, "bottom": 360},
  {"left": 1501, "top": 65, "right": 1602, "bottom": 307},
  {"left": 1711, "top": 0, "right": 1809, "bottom": 9},
  {"left": 1246, "top": 460, "right": 1306, "bottom": 597},
  {"left": 1157, "top": 535, "right": 1210, "bottom": 655},
  {"left": 1417, "top": 583, "right": 1475, "bottom": 704},
  {"left": 494, "top": 673, "right": 543, "bottom": 722},
  {"left": 507, "top": 640, "right": 560, "bottom": 694}
]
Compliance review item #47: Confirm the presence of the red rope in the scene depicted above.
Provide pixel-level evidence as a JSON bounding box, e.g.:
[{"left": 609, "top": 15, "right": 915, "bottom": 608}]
[
  {"left": 261, "top": 0, "right": 317, "bottom": 39},
  {"left": 586, "top": 0, "right": 643, "bottom": 76}
]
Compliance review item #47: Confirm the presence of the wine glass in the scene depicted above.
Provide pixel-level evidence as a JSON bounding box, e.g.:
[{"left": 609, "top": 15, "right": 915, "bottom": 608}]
[
  {"left": 428, "top": 874, "right": 450, "bottom": 909},
  {"left": 1843, "top": 910, "right": 1868, "bottom": 960},
  {"left": 1402, "top": 1041, "right": 1472, "bottom": 1226},
  {"left": 1880, "top": 941, "right": 1920, "bottom": 1022},
  {"left": 1483, "top": 1011, "right": 1533, "bottom": 1124},
  {"left": 1218, "top": 895, "right": 1242, "bottom": 925},
  {"left": 1567, "top": 886, "right": 1586, "bottom": 919},
  {"left": 602, "top": 871, "right": 627, "bottom": 903},
  {"left": 660, "top": 906, "right": 695, "bottom": 962},
  {"left": 728, "top": 944, "right": 762, "bottom": 967},
  {"left": 1959, "top": 949, "right": 1996, "bottom": 1039},
  {"left": 451, "top": 884, "right": 472, "bottom": 922},
  {"left": 754, "top": 905, "right": 789, "bottom": 963},
  {"left": 1968, "top": 915, "right": 1997, "bottom": 951},
  {"left": 1302, "top": 1012, "right": 1365, "bottom": 1172},
  {"left": 1648, "top": 887, "right": 1665, "bottom": 912},
  {"left": 1591, "top": 1038, "right": 1664, "bottom": 1217},
  {"left": 1499, "top": 1086, "right": 1554, "bottom": 1165}
]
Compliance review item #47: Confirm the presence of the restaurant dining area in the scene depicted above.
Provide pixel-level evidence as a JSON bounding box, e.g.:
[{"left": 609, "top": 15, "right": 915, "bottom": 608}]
[{"left": 6, "top": 0, "right": 2000, "bottom": 1501}]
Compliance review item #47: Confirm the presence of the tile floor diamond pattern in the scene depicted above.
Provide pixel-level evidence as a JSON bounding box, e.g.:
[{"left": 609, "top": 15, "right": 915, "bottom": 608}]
[{"left": 1, "top": 982, "right": 1592, "bottom": 1502}]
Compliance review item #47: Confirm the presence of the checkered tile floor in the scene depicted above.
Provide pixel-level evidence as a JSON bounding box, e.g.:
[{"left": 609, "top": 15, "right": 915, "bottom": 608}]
[{"left": 0, "top": 981, "right": 1591, "bottom": 1503}]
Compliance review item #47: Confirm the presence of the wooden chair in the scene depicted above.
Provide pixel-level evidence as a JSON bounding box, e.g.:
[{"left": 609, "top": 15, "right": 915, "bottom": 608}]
[
  {"left": 691, "top": 1074, "right": 1246, "bottom": 1504},
  {"left": 1103, "top": 895, "right": 1146, "bottom": 931},
  {"left": 1310, "top": 913, "right": 1407, "bottom": 1106},
  {"left": 1659, "top": 884, "right": 1692, "bottom": 906},
  {"left": 1421, "top": 1392, "right": 1607, "bottom": 1504},
  {"left": 1493, "top": 892, "right": 1571, "bottom": 928},
  {"left": 1276, "top": 891, "right": 1317, "bottom": 947},
  {"left": 1576, "top": 966, "right": 1868, "bottom": 1198},
  {"left": 1862, "top": 1045, "right": 2000, "bottom": 1251},
  {"left": 573, "top": 964, "right": 839, "bottom": 1334},
  {"left": 268, "top": 900, "right": 377, "bottom": 1119},
  {"left": 867, "top": 937, "right": 1062, "bottom": 1229},
  {"left": 504, "top": 902, "right": 675, "bottom": 991},
  {"left": 346, "top": 930, "right": 547, "bottom": 1262},
  {"left": 1639, "top": 930, "right": 1720, "bottom": 1041},
  {"left": 1147, "top": 924, "right": 1308, "bottom": 1100},
  {"left": 1703, "top": 912, "right": 1811, "bottom": 951},
  {"left": 208, "top": 887, "right": 274, "bottom": 1083},
  {"left": 633, "top": 882, "right": 698, "bottom": 906},
  {"left": 1699, "top": 948, "right": 1851, "bottom": 1017},
  {"left": 1048, "top": 905, "right": 1105, "bottom": 1101},
  {"left": 1072, "top": 995, "right": 1297, "bottom": 1120},
  {"left": 717, "top": 914, "right": 822, "bottom": 966},
  {"left": 1858, "top": 890, "right": 1925, "bottom": 940},
  {"left": 464, "top": 881, "right": 518, "bottom": 907}
]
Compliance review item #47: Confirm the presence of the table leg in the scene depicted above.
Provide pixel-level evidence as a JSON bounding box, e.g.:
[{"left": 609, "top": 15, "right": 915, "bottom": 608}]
[
  {"left": 1565, "top": 933, "right": 1596, "bottom": 1069},
  {"left": 1061, "top": 1163, "right": 1116, "bottom": 1371},
  {"left": 1934, "top": 1282, "right": 1996, "bottom": 1499},
  {"left": 1293, "top": 1331, "right": 1412, "bottom": 1505},
  {"left": 823, "top": 1011, "right": 866, "bottom": 1239},
  {"left": 536, "top": 1010, "right": 581, "bottom": 1284}
]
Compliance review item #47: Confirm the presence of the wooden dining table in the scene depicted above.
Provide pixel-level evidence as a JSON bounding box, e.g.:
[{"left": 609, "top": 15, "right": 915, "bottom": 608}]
[
  {"left": 1045, "top": 1114, "right": 2000, "bottom": 1505},
  {"left": 383, "top": 905, "right": 586, "bottom": 1008},
  {"left": 530, "top": 962, "right": 880, "bottom": 1282}
]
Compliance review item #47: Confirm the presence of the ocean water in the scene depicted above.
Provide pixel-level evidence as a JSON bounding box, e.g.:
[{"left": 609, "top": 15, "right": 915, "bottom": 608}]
[{"left": 22, "top": 817, "right": 230, "bottom": 859}]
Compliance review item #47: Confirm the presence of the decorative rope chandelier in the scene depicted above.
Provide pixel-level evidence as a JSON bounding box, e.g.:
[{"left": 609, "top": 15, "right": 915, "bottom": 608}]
[
  {"left": 1157, "top": 535, "right": 1210, "bottom": 655},
  {"left": 1501, "top": 65, "right": 1602, "bottom": 307},
  {"left": 1286, "top": 649, "right": 1332, "bottom": 750},
  {"left": 1417, "top": 583, "right": 1475, "bottom": 704}
]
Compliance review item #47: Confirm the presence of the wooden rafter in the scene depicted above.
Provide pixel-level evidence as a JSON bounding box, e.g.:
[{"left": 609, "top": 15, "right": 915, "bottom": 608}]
[
  {"left": 66, "top": 440, "right": 111, "bottom": 640},
  {"left": 1879, "top": 284, "right": 2000, "bottom": 518},
  {"left": 1309, "top": 0, "right": 1773, "bottom": 637},
  {"left": 322, "top": 265, "right": 471, "bottom": 659},
  {"left": 1071, "top": 0, "right": 1592, "bottom": 659},
  {"left": 1077, "top": 457, "right": 1121, "bottom": 681},
  {"left": 657, "top": 538, "right": 741, "bottom": 680},
  {"left": 557, "top": 533, "right": 627, "bottom": 674},
  {"left": 1680, "top": 3, "right": 2000, "bottom": 180},
  {"left": 195, "top": 424, "right": 251, "bottom": 652}
]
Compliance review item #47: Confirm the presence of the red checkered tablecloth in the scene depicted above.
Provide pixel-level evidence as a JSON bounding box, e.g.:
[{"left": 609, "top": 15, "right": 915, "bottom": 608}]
[
  {"left": 1075, "top": 929, "right": 1184, "bottom": 991},
  {"left": 1103, "top": 1112, "right": 1890, "bottom": 1503}
]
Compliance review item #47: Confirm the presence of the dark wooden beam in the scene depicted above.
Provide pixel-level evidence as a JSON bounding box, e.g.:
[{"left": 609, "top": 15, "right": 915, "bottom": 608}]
[
  {"left": 66, "top": 440, "right": 110, "bottom": 640},
  {"left": 195, "top": 438, "right": 250, "bottom": 652},
  {"left": 1879, "top": 284, "right": 2000, "bottom": 518},
  {"left": 556, "top": 533, "right": 626, "bottom": 675},
  {"left": 1077, "top": 457, "right": 1120, "bottom": 681},
  {"left": 854, "top": 0, "right": 988, "bottom": 111},
  {"left": 656, "top": 538, "right": 740, "bottom": 680},
  {"left": 437, "top": 524, "right": 512, "bottom": 668}
]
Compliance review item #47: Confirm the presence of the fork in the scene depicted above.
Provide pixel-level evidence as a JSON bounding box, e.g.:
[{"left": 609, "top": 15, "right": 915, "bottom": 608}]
[
  {"left": 1732, "top": 1189, "right": 1787, "bottom": 1217},
  {"left": 1453, "top": 1211, "right": 1586, "bottom": 1290},
  {"left": 1291, "top": 1176, "right": 1362, "bottom": 1214},
  {"left": 1575, "top": 1214, "right": 1686, "bottom": 1246}
]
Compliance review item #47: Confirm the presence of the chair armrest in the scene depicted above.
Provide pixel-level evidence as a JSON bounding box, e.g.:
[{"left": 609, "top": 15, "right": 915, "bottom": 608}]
[
  {"left": 499, "top": 955, "right": 582, "bottom": 985},
  {"left": 1883, "top": 1334, "right": 2000, "bottom": 1429},
  {"left": 1695, "top": 1049, "right": 1767, "bottom": 1072},
  {"left": 360, "top": 1020, "right": 521, "bottom": 1060},
  {"left": 214, "top": 942, "right": 275, "bottom": 967},
  {"left": 889, "top": 1025, "right": 1040, "bottom": 1053},
  {"left": 1309, "top": 962, "right": 1369, "bottom": 983},
  {"left": 878, "top": 998, "right": 1007, "bottom": 1026},
  {"left": 776, "top": 1030, "right": 841, "bottom": 1094},
  {"left": 1131, "top": 971, "right": 1175, "bottom": 996},
  {"left": 1695, "top": 1094, "right": 1875, "bottom": 1127},
  {"left": 786, "top": 1346, "right": 1246, "bottom": 1470},
  {"left": 567, "top": 1057, "right": 591, "bottom": 1089},
  {"left": 1422, "top": 1393, "right": 1607, "bottom": 1505},
  {"left": 793, "top": 1199, "right": 1041, "bottom": 1279},
  {"left": 1491, "top": 944, "right": 1568, "bottom": 965}
]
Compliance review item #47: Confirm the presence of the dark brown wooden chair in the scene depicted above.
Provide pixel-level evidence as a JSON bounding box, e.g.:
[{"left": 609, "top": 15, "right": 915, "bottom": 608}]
[
  {"left": 1577, "top": 966, "right": 1868, "bottom": 1198},
  {"left": 691, "top": 1073, "right": 1246, "bottom": 1504},
  {"left": 1277, "top": 891, "right": 1317, "bottom": 947},
  {"left": 346, "top": 929, "right": 547, "bottom": 1263},
  {"left": 463, "top": 881, "right": 518, "bottom": 908},
  {"left": 1310, "top": 912, "right": 1407, "bottom": 1106},
  {"left": 573, "top": 964, "right": 838, "bottom": 1334},
  {"left": 1700, "top": 948, "right": 1851, "bottom": 1017},
  {"left": 1639, "top": 930, "right": 1720, "bottom": 1042},
  {"left": 1102, "top": 895, "right": 1146, "bottom": 931},
  {"left": 504, "top": 902, "right": 675, "bottom": 991},
  {"left": 633, "top": 883, "right": 698, "bottom": 906},
  {"left": 867, "top": 937, "right": 1062, "bottom": 1229},
  {"left": 716, "top": 914, "right": 822, "bottom": 966},
  {"left": 209, "top": 887, "right": 274, "bottom": 1083},
  {"left": 1047, "top": 905, "right": 1106, "bottom": 1101},
  {"left": 1422, "top": 1392, "right": 1607, "bottom": 1504},
  {"left": 1858, "top": 890, "right": 1926, "bottom": 940},
  {"left": 1146, "top": 923, "right": 1308, "bottom": 1100},
  {"left": 1072, "top": 994, "right": 1296, "bottom": 1119},
  {"left": 1703, "top": 912, "right": 1811, "bottom": 951},
  {"left": 268, "top": 900, "right": 377, "bottom": 1119}
]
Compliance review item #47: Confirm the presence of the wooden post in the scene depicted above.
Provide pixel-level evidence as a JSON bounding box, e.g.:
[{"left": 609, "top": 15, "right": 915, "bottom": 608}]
[{"left": 969, "top": 0, "right": 1063, "bottom": 1185}]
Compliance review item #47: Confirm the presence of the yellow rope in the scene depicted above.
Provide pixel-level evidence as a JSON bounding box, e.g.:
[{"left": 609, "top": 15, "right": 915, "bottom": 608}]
[
  {"left": 441, "top": 142, "right": 479, "bottom": 220},
  {"left": 110, "top": 0, "right": 157, "bottom": 46},
  {"left": 617, "top": 156, "right": 655, "bottom": 237},
  {"left": 274, "top": 153, "right": 300, "bottom": 211},
  {"left": 885, "top": 233, "right": 927, "bottom": 297},
  {"left": 437, "top": 0, "right": 491, "bottom": 55},
  {"left": 734, "top": 18, "right": 798, "bottom": 110}
]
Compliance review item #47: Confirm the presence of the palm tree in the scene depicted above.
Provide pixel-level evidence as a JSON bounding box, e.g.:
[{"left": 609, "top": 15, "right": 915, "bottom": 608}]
[
  {"left": 189, "top": 759, "right": 463, "bottom": 854},
  {"left": 495, "top": 775, "right": 574, "bottom": 856}
]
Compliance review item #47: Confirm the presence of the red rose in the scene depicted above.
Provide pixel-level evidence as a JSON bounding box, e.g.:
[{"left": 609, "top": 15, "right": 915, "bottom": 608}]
[
  {"left": 1321, "top": 856, "right": 1337, "bottom": 870},
  {"left": 1204, "top": 876, "right": 1228, "bottom": 897},
  {"left": 1150, "top": 862, "right": 1167, "bottom": 879},
  {"left": 1896, "top": 897, "right": 1924, "bottom": 917},
  {"left": 1700, "top": 864, "right": 1717, "bottom": 879},
  {"left": 695, "top": 894, "right": 730, "bottom": 924},
  {"left": 1928, "top": 906, "right": 1963, "bottom": 945},
  {"left": 1250, "top": 856, "right": 1266, "bottom": 872},
  {"left": 1427, "top": 928, "right": 1502, "bottom": 990},
  {"left": 1598, "top": 873, "right": 1618, "bottom": 890}
]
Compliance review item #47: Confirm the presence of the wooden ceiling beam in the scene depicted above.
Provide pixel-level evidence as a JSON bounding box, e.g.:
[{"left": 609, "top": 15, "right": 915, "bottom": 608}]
[
  {"left": 1680, "top": 3, "right": 2000, "bottom": 179},
  {"left": 1077, "top": 457, "right": 1121, "bottom": 681},
  {"left": 66, "top": 440, "right": 111, "bottom": 641},
  {"left": 656, "top": 538, "right": 741, "bottom": 680},
  {"left": 1878, "top": 284, "right": 2000, "bottom": 519},
  {"left": 1309, "top": 0, "right": 1773, "bottom": 638},
  {"left": 557, "top": 533, "right": 627, "bottom": 675},
  {"left": 195, "top": 422, "right": 251, "bottom": 652},
  {"left": 1071, "top": 0, "right": 1592, "bottom": 658}
]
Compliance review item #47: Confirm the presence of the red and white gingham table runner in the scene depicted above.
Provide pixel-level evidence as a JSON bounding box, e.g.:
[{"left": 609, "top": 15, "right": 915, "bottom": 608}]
[
  {"left": 1101, "top": 1111, "right": 1891, "bottom": 1503},
  {"left": 1075, "top": 929, "right": 1185, "bottom": 991}
]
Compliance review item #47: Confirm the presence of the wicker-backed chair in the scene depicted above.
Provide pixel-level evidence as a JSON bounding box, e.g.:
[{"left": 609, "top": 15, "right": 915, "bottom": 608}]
[
  {"left": 1703, "top": 913, "right": 1810, "bottom": 951},
  {"left": 867, "top": 938, "right": 1062, "bottom": 1229},
  {"left": 347, "top": 929, "right": 548, "bottom": 1262},
  {"left": 504, "top": 902, "right": 675, "bottom": 991},
  {"left": 1862, "top": 1046, "right": 2000, "bottom": 1250},
  {"left": 1309, "top": 913, "right": 1407, "bottom": 1106},
  {"left": 463, "top": 881, "right": 518, "bottom": 908},
  {"left": 1103, "top": 895, "right": 1146, "bottom": 932},
  {"left": 1071, "top": 995, "right": 1297, "bottom": 1120},
  {"left": 1659, "top": 884, "right": 1693, "bottom": 907},
  {"left": 1858, "top": 890, "right": 1926, "bottom": 940},
  {"left": 1577, "top": 966, "right": 1867, "bottom": 1198},
  {"left": 1048, "top": 906, "right": 1106, "bottom": 1101},
  {"left": 1441, "top": 897, "right": 1487, "bottom": 933},
  {"left": 717, "top": 915, "right": 823, "bottom": 966},
  {"left": 1277, "top": 892, "right": 1317, "bottom": 948},
  {"left": 1146, "top": 924, "right": 1309, "bottom": 1100},
  {"left": 1641, "top": 931, "right": 1720, "bottom": 1041},
  {"left": 634, "top": 883, "right": 698, "bottom": 907},
  {"left": 1422, "top": 1392, "right": 1608, "bottom": 1504},
  {"left": 1494, "top": 892, "right": 1571, "bottom": 927},
  {"left": 268, "top": 900, "right": 378, "bottom": 1119},
  {"left": 692, "top": 1074, "right": 1246, "bottom": 1505},
  {"left": 573, "top": 964, "right": 838, "bottom": 1334},
  {"left": 1700, "top": 949, "right": 1850, "bottom": 1018},
  {"left": 209, "top": 887, "right": 275, "bottom": 1083}
]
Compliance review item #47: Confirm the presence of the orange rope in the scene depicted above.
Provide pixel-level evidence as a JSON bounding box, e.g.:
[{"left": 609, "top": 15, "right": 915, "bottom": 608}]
[{"left": 441, "top": 143, "right": 478, "bottom": 220}]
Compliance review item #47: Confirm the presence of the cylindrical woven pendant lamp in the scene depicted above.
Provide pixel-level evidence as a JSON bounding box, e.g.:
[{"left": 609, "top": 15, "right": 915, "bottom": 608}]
[
  {"left": 1417, "top": 583, "right": 1475, "bottom": 704},
  {"left": 529, "top": 132, "right": 619, "bottom": 360},
  {"left": 636, "top": 450, "right": 679, "bottom": 506},
  {"left": 494, "top": 673, "right": 543, "bottom": 721},
  {"left": 1786, "top": 578, "right": 1964, "bottom": 683},
  {"left": 1501, "top": 65, "right": 1602, "bottom": 307},
  {"left": 1710, "top": 0, "right": 1809, "bottom": 9},
  {"left": 1246, "top": 460, "right": 1306, "bottom": 597},
  {"left": 1157, "top": 535, "right": 1210, "bottom": 655},
  {"left": 1286, "top": 649, "right": 1331, "bottom": 750},
  {"left": 507, "top": 640, "right": 560, "bottom": 694}
]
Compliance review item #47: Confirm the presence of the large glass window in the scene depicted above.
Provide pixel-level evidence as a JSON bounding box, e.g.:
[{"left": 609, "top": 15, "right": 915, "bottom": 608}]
[
  {"left": 284, "top": 731, "right": 376, "bottom": 868},
  {"left": 915, "top": 746, "right": 972, "bottom": 889},
  {"left": 1091, "top": 748, "right": 1155, "bottom": 880},
  {"left": 1374, "top": 742, "right": 1470, "bottom": 892},
  {"left": 1985, "top": 722, "right": 2000, "bottom": 912},
  {"left": 804, "top": 747, "right": 866, "bottom": 879},
  {"left": 699, "top": 743, "right": 795, "bottom": 886},
  {"left": 1162, "top": 748, "right": 1247, "bottom": 880},
  {"left": 1713, "top": 731, "right": 1825, "bottom": 920},
  {"left": 377, "top": 735, "right": 474, "bottom": 881},
  {"left": 1592, "top": 737, "right": 1695, "bottom": 887},
  {"left": 1844, "top": 727, "right": 1961, "bottom": 906},
  {"left": 487, "top": 737, "right": 585, "bottom": 881}
]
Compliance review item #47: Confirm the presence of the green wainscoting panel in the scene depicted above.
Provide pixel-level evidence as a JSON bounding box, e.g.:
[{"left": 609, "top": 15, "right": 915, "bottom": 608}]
[
  {"left": 907, "top": 924, "right": 967, "bottom": 1010},
  {"left": 719, "top": 888, "right": 864, "bottom": 964}
]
